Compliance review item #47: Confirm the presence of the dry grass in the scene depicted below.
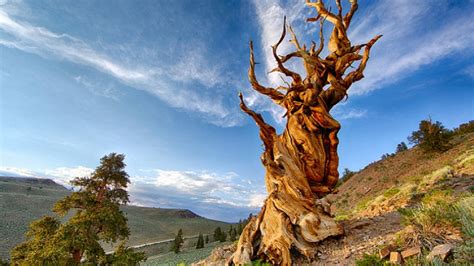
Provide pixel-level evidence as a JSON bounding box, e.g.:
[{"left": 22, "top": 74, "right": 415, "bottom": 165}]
[{"left": 331, "top": 133, "right": 474, "bottom": 218}]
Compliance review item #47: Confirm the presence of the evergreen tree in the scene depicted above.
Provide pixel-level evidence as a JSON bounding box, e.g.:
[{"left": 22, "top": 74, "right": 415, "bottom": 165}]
[
  {"left": 408, "top": 118, "right": 452, "bottom": 152},
  {"left": 11, "top": 153, "right": 145, "bottom": 265},
  {"left": 396, "top": 141, "right": 408, "bottom": 153},
  {"left": 196, "top": 233, "right": 204, "bottom": 249},
  {"left": 205, "top": 235, "right": 209, "bottom": 243},
  {"left": 452, "top": 120, "right": 474, "bottom": 135},
  {"left": 170, "top": 229, "right": 184, "bottom": 253},
  {"left": 229, "top": 227, "right": 237, "bottom": 241},
  {"left": 237, "top": 220, "right": 243, "bottom": 235},
  {"left": 219, "top": 232, "right": 227, "bottom": 242},
  {"left": 214, "top": 227, "right": 222, "bottom": 242},
  {"left": 228, "top": 225, "right": 234, "bottom": 241},
  {"left": 213, "top": 227, "right": 228, "bottom": 242}
]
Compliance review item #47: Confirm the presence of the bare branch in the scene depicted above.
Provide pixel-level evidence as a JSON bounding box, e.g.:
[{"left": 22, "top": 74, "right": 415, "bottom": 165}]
[
  {"left": 270, "top": 17, "right": 302, "bottom": 84},
  {"left": 335, "top": 0, "right": 343, "bottom": 18},
  {"left": 343, "top": 0, "right": 358, "bottom": 29},
  {"left": 248, "top": 41, "right": 285, "bottom": 103},
  {"left": 315, "top": 19, "right": 325, "bottom": 56},
  {"left": 306, "top": 0, "right": 350, "bottom": 53},
  {"left": 239, "top": 92, "right": 276, "bottom": 151},
  {"left": 344, "top": 35, "right": 382, "bottom": 84},
  {"left": 306, "top": 0, "right": 339, "bottom": 26},
  {"left": 321, "top": 35, "right": 382, "bottom": 109},
  {"left": 280, "top": 51, "right": 301, "bottom": 63}
]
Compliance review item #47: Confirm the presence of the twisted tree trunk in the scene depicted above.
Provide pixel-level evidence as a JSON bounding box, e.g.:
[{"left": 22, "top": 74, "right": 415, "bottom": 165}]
[{"left": 231, "top": 1, "right": 380, "bottom": 264}]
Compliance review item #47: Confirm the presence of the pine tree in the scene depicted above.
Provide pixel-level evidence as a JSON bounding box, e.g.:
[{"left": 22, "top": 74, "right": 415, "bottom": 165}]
[
  {"left": 237, "top": 220, "right": 243, "bottom": 235},
  {"left": 170, "top": 229, "right": 184, "bottom": 253},
  {"left": 205, "top": 235, "right": 209, "bottom": 244},
  {"left": 228, "top": 225, "right": 234, "bottom": 241},
  {"left": 214, "top": 227, "right": 222, "bottom": 242},
  {"left": 196, "top": 233, "right": 204, "bottom": 249},
  {"left": 396, "top": 141, "right": 408, "bottom": 153},
  {"left": 408, "top": 118, "right": 452, "bottom": 152},
  {"left": 10, "top": 153, "right": 145, "bottom": 265},
  {"left": 220, "top": 232, "right": 227, "bottom": 242},
  {"left": 229, "top": 227, "right": 237, "bottom": 241}
]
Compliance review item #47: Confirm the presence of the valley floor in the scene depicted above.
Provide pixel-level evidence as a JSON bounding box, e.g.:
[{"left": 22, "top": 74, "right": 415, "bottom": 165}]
[{"left": 142, "top": 242, "right": 229, "bottom": 265}]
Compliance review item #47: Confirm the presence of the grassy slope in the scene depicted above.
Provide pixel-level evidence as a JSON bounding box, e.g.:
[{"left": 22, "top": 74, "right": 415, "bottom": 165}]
[
  {"left": 142, "top": 241, "right": 229, "bottom": 266},
  {"left": 330, "top": 132, "right": 474, "bottom": 217},
  {"left": 0, "top": 177, "right": 230, "bottom": 260}
]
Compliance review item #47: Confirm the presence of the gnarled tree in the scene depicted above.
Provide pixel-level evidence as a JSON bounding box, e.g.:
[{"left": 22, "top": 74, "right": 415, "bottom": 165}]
[{"left": 231, "top": 0, "right": 381, "bottom": 264}]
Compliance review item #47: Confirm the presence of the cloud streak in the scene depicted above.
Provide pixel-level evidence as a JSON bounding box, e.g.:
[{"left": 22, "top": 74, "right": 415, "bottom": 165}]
[
  {"left": 0, "top": 9, "right": 242, "bottom": 127},
  {"left": 348, "top": 0, "right": 474, "bottom": 94}
]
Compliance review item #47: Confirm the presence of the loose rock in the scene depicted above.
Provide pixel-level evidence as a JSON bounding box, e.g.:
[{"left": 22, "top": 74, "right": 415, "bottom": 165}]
[
  {"left": 390, "top": 252, "right": 402, "bottom": 264},
  {"left": 401, "top": 246, "right": 421, "bottom": 259},
  {"left": 426, "top": 244, "right": 454, "bottom": 262},
  {"left": 379, "top": 246, "right": 391, "bottom": 259}
]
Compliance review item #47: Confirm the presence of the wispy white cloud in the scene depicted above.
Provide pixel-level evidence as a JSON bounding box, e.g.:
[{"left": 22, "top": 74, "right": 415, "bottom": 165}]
[
  {"left": 0, "top": 166, "right": 37, "bottom": 177},
  {"left": 463, "top": 64, "right": 474, "bottom": 79},
  {"left": 44, "top": 166, "right": 94, "bottom": 186},
  {"left": 168, "top": 45, "right": 227, "bottom": 88},
  {"left": 332, "top": 108, "right": 368, "bottom": 120},
  {"left": 349, "top": 0, "right": 474, "bottom": 94},
  {"left": 248, "top": 194, "right": 267, "bottom": 208},
  {"left": 73, "top": 76, "right": 121, "bottom": 101},
  {"left": 0, "top": 8, "right": 242, "bottom": 127}
]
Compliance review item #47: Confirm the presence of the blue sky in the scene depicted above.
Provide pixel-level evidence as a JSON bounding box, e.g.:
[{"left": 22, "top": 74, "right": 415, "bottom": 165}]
[{"left": 0, "top": 0, "right": 473, "bottom": 222}]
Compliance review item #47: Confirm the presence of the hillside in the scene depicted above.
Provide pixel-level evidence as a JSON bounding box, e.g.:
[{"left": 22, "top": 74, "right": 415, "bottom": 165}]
[
  {"left": 198, "top": 132, "right": 474, "bottom": 265},
  {"left": 0, "top": 176, "right": 230, "bottom": 260},
  {"left": 329, "top": 133, "right": 474, "bottom": 217}
]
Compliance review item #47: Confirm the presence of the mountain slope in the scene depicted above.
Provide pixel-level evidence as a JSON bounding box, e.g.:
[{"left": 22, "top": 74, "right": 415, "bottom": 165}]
[
  {"left": 0, "top": 176, "right": 230, "bottom": 260},
  {"left": 330, "top": 133, "right": 473, "bottom": 217}
]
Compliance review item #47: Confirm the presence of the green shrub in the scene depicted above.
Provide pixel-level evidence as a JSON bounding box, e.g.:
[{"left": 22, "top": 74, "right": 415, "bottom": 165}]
[
  {"left": 383, "top": 187, "right": 400, "bottom": 198},
  {"left": 336, "top": 168, "right": 356, "bottom": 187},
  {"left": 454, "top": 197, "right": 474, "bottom": 264},
  {"left": 400, "top": 191, "right": 473, "bottom": 252},
  {"left": 452, "top": 120, "right": 474, "bottom": 135},
  {"left": 335, "top": 214, "right": 350, "bottom": 221},
  {"left": 355, "top": 253, "right": 384, "bottom": 266},
  {"left": 401, "top": 190, "right": 460, "bottom": 229},
  {"left": 252, "top": 259, "right": 271, "bottom": 266},
  {"left": 355, "top": 198, "right": 371, "bottom": 212},
  {"left": 396, "top": 142, "right": 408, "bottom": 153}
]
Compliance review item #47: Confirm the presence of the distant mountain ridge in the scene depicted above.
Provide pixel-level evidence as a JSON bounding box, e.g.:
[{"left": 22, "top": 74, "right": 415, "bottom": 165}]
[
  {"left": 0, "top": 176, "right": 65, "bottom": 188},
  {"left": 0, "top": 175, "right": 229, "bottom": 260}
]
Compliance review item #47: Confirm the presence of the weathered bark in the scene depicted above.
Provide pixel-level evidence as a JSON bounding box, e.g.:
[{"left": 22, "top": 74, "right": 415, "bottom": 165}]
[{"left": 231, "top": 1, "right": 380, "bottom": 264}]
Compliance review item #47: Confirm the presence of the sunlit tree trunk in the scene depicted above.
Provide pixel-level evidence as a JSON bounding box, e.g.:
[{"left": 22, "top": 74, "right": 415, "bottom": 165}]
[{"left": 231, "top": 1, "right": 381, "bottom": 264}]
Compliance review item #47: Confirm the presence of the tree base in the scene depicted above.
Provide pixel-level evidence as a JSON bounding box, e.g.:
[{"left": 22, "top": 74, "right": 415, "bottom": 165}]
[{"left": 230, "top": 197, "right": 343, "bottom": 265}]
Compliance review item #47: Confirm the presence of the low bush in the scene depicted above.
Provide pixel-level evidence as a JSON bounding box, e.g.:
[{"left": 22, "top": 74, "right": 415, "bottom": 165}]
[
  {"left": 400, "top": 190, "right": 472, "bottom": 251},
  {"left": 355, "top": 253, "right": 384, "bottom": 266},
  {"left": 383, "top": 187, "right": 400, "bottom": 198}
]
